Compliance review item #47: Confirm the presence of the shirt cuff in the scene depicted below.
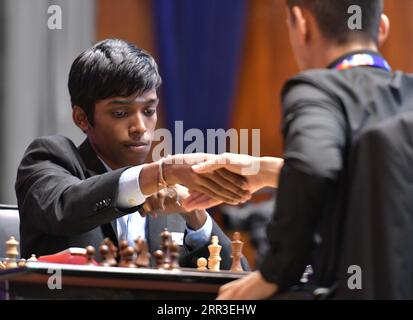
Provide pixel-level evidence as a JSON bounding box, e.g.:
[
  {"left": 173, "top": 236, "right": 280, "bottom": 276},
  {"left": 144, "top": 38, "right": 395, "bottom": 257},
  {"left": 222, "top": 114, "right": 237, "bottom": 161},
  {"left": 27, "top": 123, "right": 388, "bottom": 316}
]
[
  {"left": 116, "top": 165, "right": 148, "bottom": 209},
  {"left": 184, "top": 213, "right": 213, "bottom": 249}
]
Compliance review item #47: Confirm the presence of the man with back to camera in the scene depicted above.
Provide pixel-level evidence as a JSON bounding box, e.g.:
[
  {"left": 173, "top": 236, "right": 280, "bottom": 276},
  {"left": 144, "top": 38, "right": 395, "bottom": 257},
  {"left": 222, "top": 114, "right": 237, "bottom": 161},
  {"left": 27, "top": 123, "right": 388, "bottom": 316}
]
[
  {"left": 15, "top": 38, "right": 254, "bottom": 269},
  {"left": 191, "top": 0, "right": 413, "bottom": 299}
]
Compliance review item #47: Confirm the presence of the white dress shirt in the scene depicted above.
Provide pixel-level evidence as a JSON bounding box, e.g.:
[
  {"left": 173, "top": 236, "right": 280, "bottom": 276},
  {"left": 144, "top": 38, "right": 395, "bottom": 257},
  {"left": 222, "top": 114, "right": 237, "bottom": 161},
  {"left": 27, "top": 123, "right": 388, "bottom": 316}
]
[{"left": 98, "top": 159, "right": 212, "bottom": 248}]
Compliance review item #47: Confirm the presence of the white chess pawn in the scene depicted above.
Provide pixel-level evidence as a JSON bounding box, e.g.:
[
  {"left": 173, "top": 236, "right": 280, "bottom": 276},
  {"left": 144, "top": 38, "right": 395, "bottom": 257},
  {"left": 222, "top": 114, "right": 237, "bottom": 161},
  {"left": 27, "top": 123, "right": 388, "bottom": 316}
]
[
  {"left": 197, "top": 257, "right": 208, "bottom": 271},
  {"left": 27, "top": 254, "right": 38, "bottom": 262}
]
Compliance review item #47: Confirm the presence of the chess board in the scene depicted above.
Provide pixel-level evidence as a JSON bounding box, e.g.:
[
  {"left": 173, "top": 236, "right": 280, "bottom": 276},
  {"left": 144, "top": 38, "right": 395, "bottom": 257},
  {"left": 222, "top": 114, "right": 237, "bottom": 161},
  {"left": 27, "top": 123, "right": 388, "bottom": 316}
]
[{"left": 0, "top": 261, "right": 248, "bottom": 300}]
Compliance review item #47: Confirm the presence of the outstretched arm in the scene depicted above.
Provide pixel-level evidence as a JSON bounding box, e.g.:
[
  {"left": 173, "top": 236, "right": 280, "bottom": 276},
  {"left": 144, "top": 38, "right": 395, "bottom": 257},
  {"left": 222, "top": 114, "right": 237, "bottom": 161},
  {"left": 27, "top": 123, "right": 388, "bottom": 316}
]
[
  {"left": 139, "top": 153, "right": 252, "bottom": 207},
  {"left": 181, "top": 154, "right": 284, "bottom": 211}
]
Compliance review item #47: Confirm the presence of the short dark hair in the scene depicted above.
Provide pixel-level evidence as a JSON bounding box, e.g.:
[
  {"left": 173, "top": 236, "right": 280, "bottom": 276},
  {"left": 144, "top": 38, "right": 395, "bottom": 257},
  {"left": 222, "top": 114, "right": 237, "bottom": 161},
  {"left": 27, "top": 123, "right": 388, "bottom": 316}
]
[
  {"left": 68, "top": 38, "right": 162, "bottom": 125},
  {"left": 286, "top": 0, "right": 383, "bottom": 44}
]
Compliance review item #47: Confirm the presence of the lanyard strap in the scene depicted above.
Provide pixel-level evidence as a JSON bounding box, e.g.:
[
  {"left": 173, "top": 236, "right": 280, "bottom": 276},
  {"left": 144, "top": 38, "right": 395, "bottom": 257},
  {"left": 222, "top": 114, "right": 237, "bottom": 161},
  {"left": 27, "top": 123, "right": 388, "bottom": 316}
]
[{"left": 332, "top": 53, "right": 391, "bottom": 72}]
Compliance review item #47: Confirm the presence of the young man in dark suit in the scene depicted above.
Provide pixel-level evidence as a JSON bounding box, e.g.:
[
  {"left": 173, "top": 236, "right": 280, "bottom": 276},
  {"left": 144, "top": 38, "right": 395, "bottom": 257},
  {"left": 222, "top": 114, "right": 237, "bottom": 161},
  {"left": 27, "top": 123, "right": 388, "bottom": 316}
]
[
  {"left": 15, "top": 39, "right": 251, "bottom": 270},
  {"left": 211, "top": 0, "right": 413, "bottom": 299}
]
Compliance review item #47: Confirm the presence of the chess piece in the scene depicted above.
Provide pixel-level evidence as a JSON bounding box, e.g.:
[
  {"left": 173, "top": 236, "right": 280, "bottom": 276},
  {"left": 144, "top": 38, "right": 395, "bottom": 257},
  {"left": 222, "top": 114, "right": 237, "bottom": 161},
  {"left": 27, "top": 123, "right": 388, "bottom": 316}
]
[
  {"left": 153, "top": 250, "right": 165, "bottom": 269},
  {"left": 99, "top": 244, "right": 113, "bottom": 267},
  {"left": 300, "top": 265, "right": 314, "bottom": 284},
  {"left": 230, "top": 232, "right": 244, "bottom": 272},
  {"left": 101, "top": 239, "right": 117, "bottom": 266},
  {"left": 119, "top": 239, "right": 128, "bottom": 252},
  {"left": 86, "top": 246, "right": 96, "bottom": 266},
  {"left": 118, "top": 239, "right": 129, "bottom": 267},
  {"left": 207, "top": 235, "right": 222, "bottom": 272},
  {"left": 124, "top": 246, "right": 137, "bottom": 268},
  {"left": 27, "top": 254, "right": 38, "bottom": 262},
  {"left": 196, "top": 258, "right": 208, "bottom": 271},
  {"left": 103, "top": 238, "right": 118, "bottom": 260},
  {"left": 168, "top": 241, "right": 180, "bottom": 270},
  {"left": 134, "top": 237, "right": 150, "bottom": 268},
  {"left": 160, "top": 229, "right": 171, "bottom": 269},
  {"left": 5, "top": 236, "right": 19, "bottom": 269},
  {"left": 119, "top": 245, "right": 136, "bottom": 268},
  {"left": 18, "top": 258, "right": 26, "bottom": 268}
]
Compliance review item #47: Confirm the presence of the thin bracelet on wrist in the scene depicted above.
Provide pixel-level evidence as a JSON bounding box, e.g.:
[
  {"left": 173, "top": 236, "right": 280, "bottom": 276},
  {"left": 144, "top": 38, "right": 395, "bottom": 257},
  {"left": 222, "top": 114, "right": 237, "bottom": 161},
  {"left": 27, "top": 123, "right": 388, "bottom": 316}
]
[{"left": 158, "top": 155, "right": 172, "bottom": 190}]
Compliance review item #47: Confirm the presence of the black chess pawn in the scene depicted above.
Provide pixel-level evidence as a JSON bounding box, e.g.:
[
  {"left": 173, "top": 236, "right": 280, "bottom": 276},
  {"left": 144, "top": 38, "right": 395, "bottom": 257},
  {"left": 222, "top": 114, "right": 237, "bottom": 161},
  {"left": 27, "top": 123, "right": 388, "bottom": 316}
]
[
  {"left": 119, "top": 246, "right": 136, "bottom": 268},
  {"left": 153, "top": 250, "right": 165, "bottom": 269},
  {"left": 119, "top": 239, "right": 136, "bottom": 268},
  {"left": 99, "top": 244, "right": 114, "bottom": 267},
  {"left": 103, "top": 238, "right": 118, "bottom": 260},
  {"left": 119, "top": 239, "right": 128, "bottom": 252}
]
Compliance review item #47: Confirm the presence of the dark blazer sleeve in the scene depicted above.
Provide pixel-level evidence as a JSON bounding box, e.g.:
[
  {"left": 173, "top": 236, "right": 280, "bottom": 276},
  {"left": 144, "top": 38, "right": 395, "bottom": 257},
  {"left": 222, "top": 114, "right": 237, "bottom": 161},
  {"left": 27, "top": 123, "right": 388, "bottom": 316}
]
[
  {"left": 259, "top": 79, "right": 346, "bottom": 291},
  {"left": 179, "top": 219, "right": 250, "bottom": 271},
  {"left": 15, "top": 136, "right": 132, "bottom": 236}
]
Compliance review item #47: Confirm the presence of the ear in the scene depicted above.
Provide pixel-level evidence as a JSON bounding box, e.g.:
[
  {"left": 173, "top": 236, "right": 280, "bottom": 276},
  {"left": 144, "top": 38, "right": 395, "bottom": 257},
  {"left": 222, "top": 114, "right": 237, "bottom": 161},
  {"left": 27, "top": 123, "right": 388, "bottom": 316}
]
[
  {"left": 72, "top": 106, "right": 90, "bottom": 133},
  {"left": 377, "top": 14, "right": 390, "bottom": 47},
  {"left": 291, "top": 6, "right": 309, "bottom": 44}
]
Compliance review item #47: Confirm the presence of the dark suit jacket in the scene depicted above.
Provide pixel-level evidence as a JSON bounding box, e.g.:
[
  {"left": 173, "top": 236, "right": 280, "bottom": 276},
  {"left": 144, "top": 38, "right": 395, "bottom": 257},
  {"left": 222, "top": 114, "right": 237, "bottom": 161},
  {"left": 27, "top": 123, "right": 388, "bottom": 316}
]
[
  {"left": 259, "top": 51, "right": 413, "bottom": 297},
  {"left": 336, "top": 111, "right": 413, "bottom": 299},
  {"left": 15, "top": 135, "right": 248, "bottom": 270}
]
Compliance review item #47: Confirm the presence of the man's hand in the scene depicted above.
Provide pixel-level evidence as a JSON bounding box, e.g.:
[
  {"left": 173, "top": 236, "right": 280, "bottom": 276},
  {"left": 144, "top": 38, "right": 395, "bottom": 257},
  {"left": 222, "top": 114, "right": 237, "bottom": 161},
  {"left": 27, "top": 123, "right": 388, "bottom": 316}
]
[
  {"left": 181, "top": 154, "right": 283, "bottom": 211},
  {"left": 216, "top": 271, "right": 278, "bottom": 300},
  {"left": 163, "top": 154, "right": 252, "bottom": 205},
  {"left": 192, "top": 153, "right": 284, "bottom": 192},
  {"left": 139, "top": 184, "right": 209, "bottom": 230},
  {"left": 180, "top": 190, "right": 223, "bottom": 212},
  {"left": 140, "top": 184, "right": 188, "bottom": 217}
]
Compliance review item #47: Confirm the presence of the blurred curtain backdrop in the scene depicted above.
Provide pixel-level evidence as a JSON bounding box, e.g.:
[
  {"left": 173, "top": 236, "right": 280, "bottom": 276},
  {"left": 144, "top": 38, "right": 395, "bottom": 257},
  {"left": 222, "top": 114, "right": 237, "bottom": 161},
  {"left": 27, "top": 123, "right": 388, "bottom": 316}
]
[
  {"left": 153, "top": 0, "right": 247, "bottom": 153},
  {"left": 0, "top": 0, "right": 95, "bottom": 204}
]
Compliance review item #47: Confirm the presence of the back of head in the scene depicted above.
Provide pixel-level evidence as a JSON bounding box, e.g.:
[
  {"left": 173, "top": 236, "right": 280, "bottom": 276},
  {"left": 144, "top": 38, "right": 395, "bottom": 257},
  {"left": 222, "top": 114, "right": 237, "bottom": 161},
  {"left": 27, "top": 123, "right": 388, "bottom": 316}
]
[
  {"left": 286, "top": 0, "right": 383, "bottom": 45},
  {"left": 68, "top": 38, "right": 162, "bottom": 124}
]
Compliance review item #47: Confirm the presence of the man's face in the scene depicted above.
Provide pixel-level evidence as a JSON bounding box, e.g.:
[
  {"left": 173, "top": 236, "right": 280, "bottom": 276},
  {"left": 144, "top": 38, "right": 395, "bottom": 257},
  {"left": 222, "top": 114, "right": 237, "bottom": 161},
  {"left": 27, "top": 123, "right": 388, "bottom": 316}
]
[{"left": 86, "top": 89, "right": 158, "bottom": 169}]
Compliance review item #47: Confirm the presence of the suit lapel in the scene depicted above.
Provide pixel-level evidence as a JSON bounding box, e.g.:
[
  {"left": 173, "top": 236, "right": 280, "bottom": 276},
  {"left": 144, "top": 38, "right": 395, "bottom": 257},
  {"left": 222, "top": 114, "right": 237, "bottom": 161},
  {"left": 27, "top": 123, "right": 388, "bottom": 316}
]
[
  {"left": 78, "top": 139, "right": 119, "bottom": 245},
  {"left": 78, "top": 139, "right": 107, "bottom": 176}
]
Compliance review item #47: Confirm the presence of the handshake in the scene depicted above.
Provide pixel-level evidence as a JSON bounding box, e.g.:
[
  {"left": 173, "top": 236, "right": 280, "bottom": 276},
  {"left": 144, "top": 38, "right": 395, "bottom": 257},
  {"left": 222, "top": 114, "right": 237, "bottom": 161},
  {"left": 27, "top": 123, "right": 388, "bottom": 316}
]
[{"left": 139, "top": 153, "right": 284, "bottom": 215}]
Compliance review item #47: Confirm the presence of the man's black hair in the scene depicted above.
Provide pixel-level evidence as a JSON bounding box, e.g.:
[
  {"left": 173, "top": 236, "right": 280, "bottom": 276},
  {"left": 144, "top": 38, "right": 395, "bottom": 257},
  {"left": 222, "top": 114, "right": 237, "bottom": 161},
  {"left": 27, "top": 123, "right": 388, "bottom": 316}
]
[
  {"left": 68, "top": 38, "right": 162, "bottom": 125},
  {"left": 286, "top": 0, "right": 384, "bottom": 44}
]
